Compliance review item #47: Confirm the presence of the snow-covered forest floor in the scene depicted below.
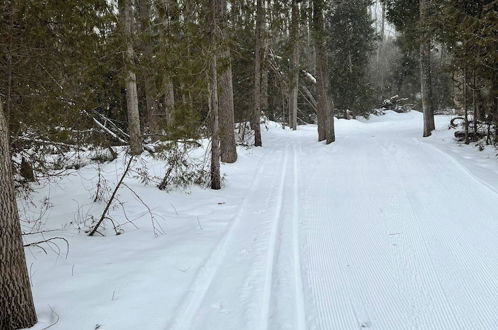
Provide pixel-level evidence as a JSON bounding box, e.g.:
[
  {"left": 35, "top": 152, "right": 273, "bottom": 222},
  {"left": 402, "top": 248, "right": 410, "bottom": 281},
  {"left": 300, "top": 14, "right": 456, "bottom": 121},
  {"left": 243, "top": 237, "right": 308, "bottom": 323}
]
[{"left": 23, "top": 111, "right": 498, "bottom": 330}]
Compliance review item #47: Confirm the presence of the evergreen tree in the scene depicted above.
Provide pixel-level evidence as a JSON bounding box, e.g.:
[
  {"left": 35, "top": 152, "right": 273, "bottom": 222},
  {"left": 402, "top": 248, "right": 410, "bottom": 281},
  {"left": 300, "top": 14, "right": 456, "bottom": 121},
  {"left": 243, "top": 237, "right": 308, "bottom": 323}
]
[{"left": 327, "top": 0, "right": 376, "bottom": 117}]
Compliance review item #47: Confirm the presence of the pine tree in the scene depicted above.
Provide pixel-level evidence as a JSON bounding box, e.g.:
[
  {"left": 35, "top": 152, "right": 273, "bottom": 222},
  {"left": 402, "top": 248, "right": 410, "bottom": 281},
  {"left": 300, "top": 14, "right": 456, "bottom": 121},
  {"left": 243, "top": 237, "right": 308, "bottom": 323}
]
[{"left": 327, "top": 0, "right": 376, "bottom": 117}]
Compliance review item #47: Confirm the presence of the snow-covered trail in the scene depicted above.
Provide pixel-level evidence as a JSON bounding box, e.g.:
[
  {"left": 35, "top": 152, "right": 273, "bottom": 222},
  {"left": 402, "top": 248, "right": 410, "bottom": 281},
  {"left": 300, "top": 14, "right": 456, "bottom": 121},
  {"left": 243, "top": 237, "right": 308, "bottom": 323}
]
[{"left": 168, "top": 114, "right": 498, "bottom": 330}]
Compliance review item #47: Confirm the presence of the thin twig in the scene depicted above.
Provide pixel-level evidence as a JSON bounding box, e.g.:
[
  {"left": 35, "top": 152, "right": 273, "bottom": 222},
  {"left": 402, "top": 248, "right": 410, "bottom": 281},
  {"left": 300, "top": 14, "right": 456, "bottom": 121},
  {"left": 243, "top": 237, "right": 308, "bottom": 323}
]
[{"left": 88, "top": 156, "right": 134, "bottom": 236}]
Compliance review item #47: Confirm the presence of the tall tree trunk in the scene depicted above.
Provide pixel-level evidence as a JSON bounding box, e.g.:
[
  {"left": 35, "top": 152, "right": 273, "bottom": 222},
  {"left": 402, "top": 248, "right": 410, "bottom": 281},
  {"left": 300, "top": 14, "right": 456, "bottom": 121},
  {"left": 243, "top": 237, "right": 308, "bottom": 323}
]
[
  {"left": 120, "top": 0, "right": 143, "bottom": 154},
  {"left": 138, "top": 0, "right": 156, "bottom": 134},
  {"left": 420, "top": 0, "right": 435, "bottom": 137},
  {"left": 218, "top": 0, "right": 237, "bottom": 163},
  {"left": 313, "top": 0, "right": 335, "bottom": 143},
  {"left": 6, "top": 1, "right": 14, "bottom": 122},
  {"left": 261, "top": 66, "right": 269, "bottom": 115},
  {"left": 289, "top": 1, "right": 300, "bottom": 130},
  {"left": 463, "top": 68, "right": 469, "bottom": 144},
  {"left": 161, "top": 0, "right": 176, "bottom": 129},
  {"left": 0, "top": 102, "right": 37, "bottom": 330},
  {"left": 261, "top": 22, "right": 270, "bottom": 117},
  {"left": 253, "top": 0, "right": 263, "bottom": 147},
  {"left": 209, "top": 0, "right": 221, "bottom": 189},
  {"left": 164, "top": 80, "right": 175, "bottom": 127},
  {"left": 379, "top": 1, "right": 386, "bottom": 100}
]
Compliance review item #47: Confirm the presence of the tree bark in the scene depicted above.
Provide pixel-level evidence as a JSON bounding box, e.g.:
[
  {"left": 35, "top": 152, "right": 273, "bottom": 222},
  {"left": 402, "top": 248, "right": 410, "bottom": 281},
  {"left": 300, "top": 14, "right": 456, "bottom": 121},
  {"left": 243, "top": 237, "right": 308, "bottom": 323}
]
[
  {"left": 0, "top": 101, "right": 37, "bottom": 330},
  {"left": 138, "top": 0, "right": 156, "bottom": 134},
  {"left": 420, "top": 0, "right": 435, "bottom": 137},
  {"left": 161, "top": 0, "right": 176, "bottom": 130},
  {"left": 261, "top": 67, "right": 269, "bottom": 114},
  {"left": 209, "top": 0, "right": 221, "bottom": 189},
  {"left": 289, "top": 1, "right": 300, "bottom": 130},
  {"left": 120, "top": 0, "right": 143, "bottom": 154},
  {"left": 253, "top": 0, "right": 263, "bottom": 147},
  {"left": 218, "top": 0, "right": 237, "bottom": 163},
  {"left": 313, "top": 0, "right": 335, "bottom": 143}
]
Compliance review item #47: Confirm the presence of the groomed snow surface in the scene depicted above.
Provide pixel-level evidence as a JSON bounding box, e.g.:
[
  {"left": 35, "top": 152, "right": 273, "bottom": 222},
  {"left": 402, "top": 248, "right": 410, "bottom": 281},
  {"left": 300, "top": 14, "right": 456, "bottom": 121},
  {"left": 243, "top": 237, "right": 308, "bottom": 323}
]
[{"left": 24, "top": 111, "right": 498, "bottom": 330}]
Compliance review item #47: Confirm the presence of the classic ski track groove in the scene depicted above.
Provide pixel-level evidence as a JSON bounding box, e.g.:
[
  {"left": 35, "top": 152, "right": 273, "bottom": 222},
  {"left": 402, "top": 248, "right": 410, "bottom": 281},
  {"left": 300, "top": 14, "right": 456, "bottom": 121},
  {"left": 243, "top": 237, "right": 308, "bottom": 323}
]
[
  {"left": 259, "top": 144, "right": 291, "bottom": 329},
  {"left": 168, "top": 142, "right": 284, "bottom": 330},
  {"left": 292, "top": 144, "right": 307, "bottom": 330},
  {"left": 265, "top": 143, "right": 307, "bottom": 330}
]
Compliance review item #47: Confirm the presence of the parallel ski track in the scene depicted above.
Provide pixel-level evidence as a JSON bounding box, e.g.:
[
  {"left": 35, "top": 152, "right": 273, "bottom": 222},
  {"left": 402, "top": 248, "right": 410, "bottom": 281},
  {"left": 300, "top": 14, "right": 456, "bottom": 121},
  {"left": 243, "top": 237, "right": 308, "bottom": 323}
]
[
  {"left": 169, "top": 140, "right": 292, "bottom": 330},
  {"left": 263, "top": 143, "right": 307, "bottom": 330},
  {"left": 168, "top": 142, "right": 285, "bottom": 330},
  {"left": 259, "top": 144, "right": 291, "bottom": 329}
]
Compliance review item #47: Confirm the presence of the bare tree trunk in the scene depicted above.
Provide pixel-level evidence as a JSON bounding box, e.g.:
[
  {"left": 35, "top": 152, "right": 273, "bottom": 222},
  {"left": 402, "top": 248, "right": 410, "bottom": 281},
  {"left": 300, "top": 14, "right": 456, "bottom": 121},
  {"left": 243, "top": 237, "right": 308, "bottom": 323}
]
[
  {"left": 120, "top": 0, "right": 143, "bottom": 154},
  {"left": 218, "top": 0, "right": 237, "bottom": 163},
  {"left": 0, "top": 102, "right": 37, "bottom": 330},
  {"left": 472, "top": 70, "right": 478, "bottom": 136},
  {"left": 164, "top": 80, "right": 175, "bottom": 127},
  {"left": 420, "top": 0, "right": 435, "bottom": 137},
  {"left": 209, "top": 0, "right": 221, "bottom": 189},
  {"left": 379, "top": 1, "right": 386, "bottom": 100},
  {"left": 313, "top": 0, "right": 335, "bottom": 143},
  {"left": 463, "top": 68, "right": 469, "bottom": 144},
  {"left": 6, "top": 2, "right": 14, "bottom": 122},
  {"left": 138, "top": 0, "right": 156, "bottom": 134},
  {"left": 262, "top": 66, "right": 269, "bottom": 114},
  {"left": 261, "top": 23, "right": 270, "bottom": 116},
  {"left": 253, "top": 0, "right": 263, "bottom": 147},
  {"left": 288, "top": 1, "right": 300, "bottom": 130},
  {"left": 161, "top": 0, "right": 176, "bottom": 130}
]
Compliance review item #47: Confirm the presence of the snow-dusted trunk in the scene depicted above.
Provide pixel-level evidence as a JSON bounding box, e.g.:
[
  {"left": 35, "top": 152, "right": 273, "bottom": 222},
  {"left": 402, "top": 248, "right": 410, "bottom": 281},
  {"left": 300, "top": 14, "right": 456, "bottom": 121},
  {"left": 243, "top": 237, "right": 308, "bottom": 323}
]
[
  {"left": 120, "top": 0, "right": 142, "bottom": 154},
  {"left": 253, "top": 0, "right": 263, "bottom": 147},
  {"left": 288, "top": 2, "right": 300, "bottom": 130},
  {"left": 313, "top": 0, "right": 335, "bottom": 143},
  {"left": 420, "top": 0, "right": 435, "bottom": 138},
  {"left": 209, "top": 0, "right": 221, "bottom": 189},
  {"left": 0, "top": 102, "right": 37, "bottom": 330},
  {"left": 218, "top": 0, "right": 237, "bottom": 164}
]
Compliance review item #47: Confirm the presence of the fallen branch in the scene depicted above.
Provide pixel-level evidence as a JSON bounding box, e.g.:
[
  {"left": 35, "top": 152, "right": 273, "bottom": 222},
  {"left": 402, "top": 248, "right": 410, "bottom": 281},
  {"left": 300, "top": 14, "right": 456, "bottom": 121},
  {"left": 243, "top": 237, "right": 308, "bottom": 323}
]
[
  {"left": 88, "top": 156, "right": 134, "bottom": 236},
  {"left": 24, "top": 237, "right": 70, "bottom": 258},
  {"left": 92, "top": 117, "right": 128, "bottom": 144}
]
